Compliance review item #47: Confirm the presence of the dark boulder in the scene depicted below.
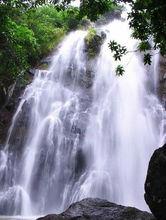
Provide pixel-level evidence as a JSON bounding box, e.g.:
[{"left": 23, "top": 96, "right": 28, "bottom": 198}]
[
  {"left": 37, "top": 198, "right": 155, "bottom": 220},
  {"left": 145, "top": 143, "right": 166, "bottom": 220}
]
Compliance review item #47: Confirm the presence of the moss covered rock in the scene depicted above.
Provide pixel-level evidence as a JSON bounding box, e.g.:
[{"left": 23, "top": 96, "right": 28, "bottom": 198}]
[{"left": 85, "top": 28, "right": 106, "bottom": 59}]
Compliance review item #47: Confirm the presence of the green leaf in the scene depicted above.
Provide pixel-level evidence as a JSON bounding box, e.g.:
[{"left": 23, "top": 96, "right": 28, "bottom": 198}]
[
  {"left": 109, "top": 40, "right": 127, "bottom": 61},
  {"left": 143, "top": 53, "right": 152, "bottom": 65},
  {"left": 138, "top": 41, "right": 151, "bottom": 52},
  {"left": 116, "top": 65, "right": 125, "bottom": 76}
]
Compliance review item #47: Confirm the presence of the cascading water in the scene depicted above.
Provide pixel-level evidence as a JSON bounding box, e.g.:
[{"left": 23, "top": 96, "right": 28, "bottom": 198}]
[{"left": 0, "top": 17, "right": 165, "bottom": 217}]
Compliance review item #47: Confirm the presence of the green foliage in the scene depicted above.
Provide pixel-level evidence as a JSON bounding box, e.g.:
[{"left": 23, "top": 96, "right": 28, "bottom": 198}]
[
  {"left": 51, "top": 0, "right": 119, "bottom": 21},
  {"left": 64, "top": 7, "right": 80, "bottom": 30},
  {"left": 26, "top": 6, "right": 67, "bottom": 61},
  {"left": 0, "top": 0, "right": 121, "bottom": 90},
  {"left": 0, "top": 2, "right": 80, "bottom": 90},
  {"left": 108, "top": 40, "right": 127, "bottom": 61},
  {"left": 109, "top": 0, "right": 166, "bottom": 75},
  {"left": 85, "top": 28, "right": 97, "bottom": 44},
  {"left": 106, "top": 0, "right": 166, "bottom": 75},
  {"left": 143, "top": 53, "right": 152, "bottom": 65},
  {"left": 116, "top": 65, "right": 125, "bottom": 76},
  {"left": 0, "top": 4, "right": 37, "bottom": 87},
  {"left": 128, "top": 0, "right": 166, "bottom": 58},
  {"left": 85, "top": 27, "right": 104, "bottom": 58},
  {"left": 79, "top": 0, "right": 118, "bottom": 21},
  {"left": 138, "top": 41, "right": 151, "bottom": 52}
]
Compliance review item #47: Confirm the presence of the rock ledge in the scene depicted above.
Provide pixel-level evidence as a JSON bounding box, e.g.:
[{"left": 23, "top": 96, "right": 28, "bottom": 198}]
[{"left": 37, "top": 198, "right": 155, "bottom": 220}]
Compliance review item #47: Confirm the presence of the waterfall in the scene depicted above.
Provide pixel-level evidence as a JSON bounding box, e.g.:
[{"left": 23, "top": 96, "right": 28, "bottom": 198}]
[{"left": 0, "top": 18, "right": 165, "bottom": 216}]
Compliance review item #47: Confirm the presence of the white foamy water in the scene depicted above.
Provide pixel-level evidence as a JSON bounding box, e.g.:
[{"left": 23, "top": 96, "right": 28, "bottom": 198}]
[{"left": 0, "top": 18, "right": 165, "bottom": 216}]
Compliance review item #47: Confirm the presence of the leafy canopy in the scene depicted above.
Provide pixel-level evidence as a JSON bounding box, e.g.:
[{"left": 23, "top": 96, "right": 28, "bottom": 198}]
[
  {"left": 79, "top": 0, "right": 118, "bottom": 21},
  {"left": 109, "top": 0, "right": 166, "bottom": 74},
  {"left": 127, "top": 0, "right": 166, "bottom": 65},
  {"left": 0, "top": 1, "right": 81, "bottom": 89},
  {"left": 129, "top": 0, "right": 166, "bottom": 55}
]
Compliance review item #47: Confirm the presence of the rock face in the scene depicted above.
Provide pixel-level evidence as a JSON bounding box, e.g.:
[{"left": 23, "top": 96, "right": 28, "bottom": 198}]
[
  {"left": 159, "top": 55, "right": 166, "bottom": 108},
  {"left": 85, "top": 30, "right": 106, "bottom": 59},
  {"left": 0, "top": 81, "right": 26, "bottom": 146},
  {"left": 145, "top": 143, "right": 166, "bottom": 220},
  {"left": 37, "top": 198, "right": 155, "bottom": 220}
]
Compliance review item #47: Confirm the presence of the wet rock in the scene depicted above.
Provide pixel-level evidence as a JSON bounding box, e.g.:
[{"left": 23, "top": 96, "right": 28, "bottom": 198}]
[
  {"left": 7, "top": 100, "right": 31, "bottom": 153},
  {"left": 80, "top": 18, "right": 91, "bottom": 29},
  {"left": 0, "top": 82, "right": 26, "bottom": 145},
  {"left": 37, "top": 198, "right": 155, "bottom": 220},
  {"left": 158, "top": 56, "right": 166, "bottom": 109},
  {"left": 145, "top": 143, "right": 166, "bottom": 220},
  {"left": 79, "top": 69, "right": 95, "bottom": 88},
  {"left": 0, "top": 87, "right": 6, "bottom": 108},
  {"left": 41, "top": 56, "right": 52, "bottom": 66},
  {"left": 60, "top": 93, "right": 91, "bottom": 141},
  {"left": 38, "top": 56, "right": 52, "bottom": 70},
  {"left": 159, "top": 55, "right": 166, "bottom": 108},
  {"left": 28, "top": 68, "right": 37, "bottom": 76},
  {"left": 84, "top": 29, "right": 106, "bottom": 59}
]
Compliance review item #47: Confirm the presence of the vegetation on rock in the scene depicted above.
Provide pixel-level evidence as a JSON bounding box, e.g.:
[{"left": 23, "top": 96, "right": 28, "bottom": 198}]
[{"left": 85, "top": 28, "right": 104, "bottom": 58}]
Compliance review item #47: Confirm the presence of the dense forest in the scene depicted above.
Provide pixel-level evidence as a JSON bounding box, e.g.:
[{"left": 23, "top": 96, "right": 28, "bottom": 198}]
[{"left": 0, "top": 2, "right": 80, "bottom": 93}]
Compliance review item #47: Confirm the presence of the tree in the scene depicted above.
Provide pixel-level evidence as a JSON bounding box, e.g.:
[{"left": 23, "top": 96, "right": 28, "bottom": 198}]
[
  {"left": 129, "top": 0, "right": 166, "bottom": 56},
  {"left": 0, "top": 0, "right": 79, "bottom": 92},
  {"left": 108, "top": 0, "right": 166, "bottom": 74},
  {"left": 79, "top": 0, "right": 118, "bottom": 21},
  {"left": 50, "top": 0, "right": 119, "bottom": 20}
]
